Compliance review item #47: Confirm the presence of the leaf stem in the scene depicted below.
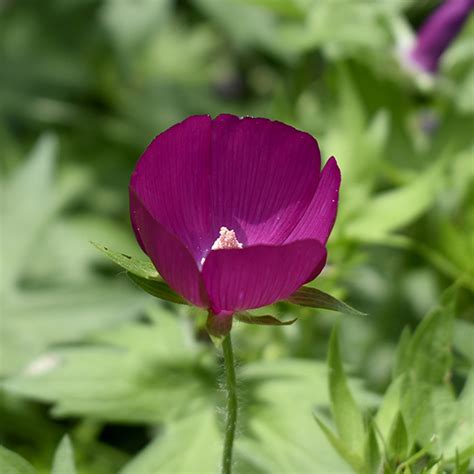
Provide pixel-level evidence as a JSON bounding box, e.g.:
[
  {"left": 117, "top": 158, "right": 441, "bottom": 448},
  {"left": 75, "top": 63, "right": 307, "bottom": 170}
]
[{"left": 221, "top": 333, "right": 238, "bottom": 474}]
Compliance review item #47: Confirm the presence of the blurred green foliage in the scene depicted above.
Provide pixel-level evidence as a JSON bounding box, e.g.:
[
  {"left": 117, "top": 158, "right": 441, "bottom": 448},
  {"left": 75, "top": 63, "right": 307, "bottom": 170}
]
[{"left": 0, "top": 0, "right": 473, "bottom": 473}]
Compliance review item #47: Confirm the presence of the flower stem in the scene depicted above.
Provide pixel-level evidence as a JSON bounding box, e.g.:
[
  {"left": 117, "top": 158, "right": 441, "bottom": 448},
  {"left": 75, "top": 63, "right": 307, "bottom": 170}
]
[{"left": 221, "top": 333, "right": 237, "bottom": 474}]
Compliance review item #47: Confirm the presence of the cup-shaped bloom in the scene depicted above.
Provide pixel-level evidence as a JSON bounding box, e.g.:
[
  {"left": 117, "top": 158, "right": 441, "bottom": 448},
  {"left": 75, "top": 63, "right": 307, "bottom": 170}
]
[
  {"left": 407, "top": 0, "right": 474, "bottom": 74},
  {"left": 130, "top": 115, "right": 340, "bottom": 317}
]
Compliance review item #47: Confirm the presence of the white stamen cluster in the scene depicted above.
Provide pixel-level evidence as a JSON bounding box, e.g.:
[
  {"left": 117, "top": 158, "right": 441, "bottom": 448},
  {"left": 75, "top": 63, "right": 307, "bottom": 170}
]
[
  {"left": 201, "top": 227, "right": 243, "bottom": 266},
  {"left": 211, "top": 226, "right": 243, "bottom": 250}
]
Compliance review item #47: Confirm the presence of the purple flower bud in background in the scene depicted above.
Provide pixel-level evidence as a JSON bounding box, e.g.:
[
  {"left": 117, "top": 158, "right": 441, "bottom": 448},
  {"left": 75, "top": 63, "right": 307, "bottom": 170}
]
[
  {"left": 129, "top": 115, "right": 340, "bottom": 320},
  {"left": 408, "top": 0, "right": 474, "bottom": 74}
]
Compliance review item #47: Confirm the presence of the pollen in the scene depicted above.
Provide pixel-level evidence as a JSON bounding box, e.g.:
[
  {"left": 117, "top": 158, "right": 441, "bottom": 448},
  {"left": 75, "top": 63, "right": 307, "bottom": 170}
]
[
  {"left": 200, "top": 227, "right": 243, "bottom": 266},
  {"left": 211, "top": 226, "right": 243, "bottom": 250}
]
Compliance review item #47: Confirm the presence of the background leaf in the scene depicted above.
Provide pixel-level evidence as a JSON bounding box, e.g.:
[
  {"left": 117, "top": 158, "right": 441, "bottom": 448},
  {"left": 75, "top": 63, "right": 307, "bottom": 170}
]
[
  {"left": 0, "top": 446, "right": 38, "bottom": 474},
  {"left": 325, "top": 326, "right": 366, "bottom": 465},
  {"left": 1, "top": 134, "right": 58, "bottom": 296},
  {"left": 120, "top": 408, "right": 221, "bottom": 474},
  {"left": 51, "top": 436, "right": 76, "bottom": 474},
  {"left": 387, "top": 412, "right": 410, "bottom": 461}
]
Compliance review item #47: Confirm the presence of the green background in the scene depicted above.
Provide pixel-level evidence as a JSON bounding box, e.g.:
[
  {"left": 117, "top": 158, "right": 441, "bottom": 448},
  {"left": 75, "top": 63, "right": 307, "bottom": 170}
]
[{"left": 1, "top": 0, "right": 473, "bottom": 472}]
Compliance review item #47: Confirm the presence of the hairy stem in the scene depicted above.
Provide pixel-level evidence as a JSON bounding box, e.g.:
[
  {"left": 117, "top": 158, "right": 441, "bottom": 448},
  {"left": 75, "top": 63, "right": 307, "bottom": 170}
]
[{"left": 221, "top": 334, "right": 238, "bottom": 474}]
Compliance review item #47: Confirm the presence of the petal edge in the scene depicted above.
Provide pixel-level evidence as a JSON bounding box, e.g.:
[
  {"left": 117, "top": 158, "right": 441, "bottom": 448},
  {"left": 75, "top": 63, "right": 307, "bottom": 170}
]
[
  {"left": 202, "top": 240, "right": 326, "bottom": 313},
  {"left": 285, "top": 157, "right": 341, "bottom": 245}
]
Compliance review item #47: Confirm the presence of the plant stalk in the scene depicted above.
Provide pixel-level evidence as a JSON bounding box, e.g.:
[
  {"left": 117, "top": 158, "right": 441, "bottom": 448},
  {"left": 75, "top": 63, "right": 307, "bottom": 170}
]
[{"left": 221, "top": 333, "right": 238, "bottom": 474}]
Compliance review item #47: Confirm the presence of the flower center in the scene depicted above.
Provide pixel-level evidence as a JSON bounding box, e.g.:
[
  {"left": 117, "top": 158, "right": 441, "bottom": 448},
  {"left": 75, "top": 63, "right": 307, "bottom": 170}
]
[
  {"left": 201, "top": 227, "right": 243, "bottom": 266},
  {"left": 211, "top": 226, "right": 243, "bottom": 250}
]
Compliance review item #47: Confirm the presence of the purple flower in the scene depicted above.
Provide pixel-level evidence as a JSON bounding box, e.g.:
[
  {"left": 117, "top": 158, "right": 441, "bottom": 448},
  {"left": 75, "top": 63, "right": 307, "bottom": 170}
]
[
  {"left": 130, "top": 114, "right": 340, "bottom": 320},
  {"left": 407, "top": 0, "right": 474, "bottom": 74}
]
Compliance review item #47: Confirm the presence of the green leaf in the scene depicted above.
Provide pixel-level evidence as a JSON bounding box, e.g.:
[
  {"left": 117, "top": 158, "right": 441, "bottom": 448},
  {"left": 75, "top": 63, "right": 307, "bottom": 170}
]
[
  {"left": 452, "top": 445, "right": 474, "bottom": 473},
  {"left": 396, "top": 287, "right": 474, "bottom": 459},
  {"left": 3, "top": 307, "right": 213, "bottom": 424},
  {"left": 1, "top": 134, "right": 58, "bottom": 295},
  {"left": 238, "top": 359, "right": 372, "bottom": 473},
  {"left": 393, "top": 327, "right": 412, "bottom": 378},
  {"left": 191, "top": 0, "right": 288, "bottom": 58},
  {"left": 0, "top": 446, "right": 38, "bottom": 474},
  {"left": 441, "top": 370, "right": 474, "bottom": 461},
  {"left": 236, "top": 312, "right": 296, "bottom": 326},
  {"left": 328, "top": 326, "right": 365, "bottom": 457},
  {"left": 100, "top": 0, "right": 172, "bottom": 53},
  {"left": 120, "top": 408, "right": 220, "bottom": 474},
  {"left": 327, "top": 325, "right": 366, "bottom": 460},
  {"left": 375, "top": 376, "right": 403, "bottom": 443},
  {"left": 346, "top": 158, "right": 446, "bottom": 242},
  {"left": 454, "top": 319, "right": 474, "bottom": 364},
  {"left": 404, "top": 288, "right": 455, "bottom": 386},
  {"left": 1, "top": 282, "right": 145, "bottom": 377},
  {"left": 0, "top": 144, "right": 146, "bottom": 377},
  {"left": 30, "top": 215, "right": 137, "bottom": 285},
  {"left": 363, "top": 420, "right": 381, "bottom": 474},
  {"left": 287, "top": 286, "right": 366, "bottom": 317},
  {"left": 314, "top": 415, "right": 363, "bottom": 471},
  {"left": 51, "top": 436, "right": 76, "bottom": 474},
  {"left": 325, "top": 67, "right": 383, "bottom": 195},
  {"left": 387, "top": 412, "right": 410, "bottom": 461},
  {"left": 236, "top": 0, "right": 304, "bottom": 18}
]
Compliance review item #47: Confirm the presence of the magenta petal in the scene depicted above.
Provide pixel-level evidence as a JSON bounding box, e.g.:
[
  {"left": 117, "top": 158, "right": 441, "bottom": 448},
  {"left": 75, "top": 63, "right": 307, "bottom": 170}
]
[
  {"left": 285, "top": 157, "right": 341, "bottom": 245},
  {"left": 130, "top": 190, "right": 208, "bottom": 307},
  {"left": 130, "top": 115, "right": 213, "bottom": 263},
  {"left": 209, "top": 114, "right": 321, "bottom": 246},
  {"left": 409, "top": 0, "right": 474, "bottom": 73},
  {"left": 202, "top": 240, "right": 326, "bottom": 313}
]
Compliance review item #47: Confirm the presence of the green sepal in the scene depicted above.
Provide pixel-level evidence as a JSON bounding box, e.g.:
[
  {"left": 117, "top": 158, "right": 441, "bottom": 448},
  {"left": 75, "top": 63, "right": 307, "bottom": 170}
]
[
  {"left": 286, "top": 286, "right": 366, "bottom": 317},
  {"left": 206, "top": 311, "right": 233, "bottom": 346},
  {"left": 127, "top": 273, "right": 188, "bottom": 305},
  {"left": 91, "top": 242, "right": 158, "bottom": 279},
  {"left": 92, "top": 243, "right": 366, "bottom": 317},
  {"left": 91, "top": 242, "right": 187, "bottom": 305},
  {"left": 236, "top": 312, "right": 296, "bottom": 326}
]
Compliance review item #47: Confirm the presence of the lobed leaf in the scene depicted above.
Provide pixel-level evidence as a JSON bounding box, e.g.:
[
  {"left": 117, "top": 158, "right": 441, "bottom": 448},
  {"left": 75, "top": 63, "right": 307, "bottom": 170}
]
[
  {"left": 120, "top": 408, "right": 220, "bottom": 474},
  {"left": 2, "top": 308, "right": 212, "bottom": 425},
  {"left": 1, "top": 283, "right": 145, "bottom": 377}
]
